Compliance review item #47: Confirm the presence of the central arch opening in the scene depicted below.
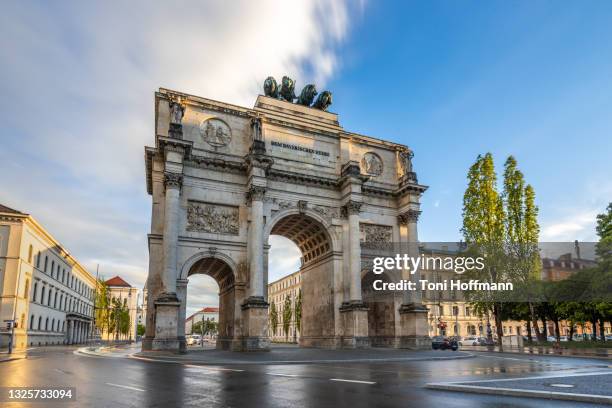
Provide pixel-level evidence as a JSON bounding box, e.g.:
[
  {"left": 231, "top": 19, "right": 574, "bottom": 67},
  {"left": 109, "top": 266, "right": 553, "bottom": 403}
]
[
  {"left": 266, "top": 212, "right": 337, "bottom": 348},
  {"left": 185, "top": 256, "right": 235, "bottom": 350}
]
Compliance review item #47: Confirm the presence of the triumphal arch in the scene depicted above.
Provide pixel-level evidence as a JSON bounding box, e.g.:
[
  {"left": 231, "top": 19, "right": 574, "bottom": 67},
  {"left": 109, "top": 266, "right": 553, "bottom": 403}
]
[{"left": 143, "top": 77, "right": 429, "bottom": 352}]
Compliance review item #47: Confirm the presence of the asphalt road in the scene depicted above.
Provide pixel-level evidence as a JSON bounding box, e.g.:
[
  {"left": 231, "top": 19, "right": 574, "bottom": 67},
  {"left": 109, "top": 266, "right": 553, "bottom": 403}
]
[{"left": 1, "top": 346, "right": 611, "bottom": 407}]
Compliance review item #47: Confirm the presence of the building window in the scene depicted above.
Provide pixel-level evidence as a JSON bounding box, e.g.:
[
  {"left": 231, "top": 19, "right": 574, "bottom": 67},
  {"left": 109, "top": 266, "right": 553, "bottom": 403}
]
[
  {"left": 52, "top": 318, "right": 55, "bottom": 332},
  {"left": 465, "top": 307, "right": 471, "bottom": 317},
  {"left": 20, "top": 313, "right": 25, "bottom": 329},
  {"left": 452, "top": 306, "right": 459, "bottom": 316},
  {"left": 36, "top": 252, "right": 41, "bottom": 268},
  {"left": 54, "top": 292, "right": 58, "bottom": 308},
  {"left": 62, "top": 269, "right": 65, "bottom": 283},
  {"left": 44, "top": 256, "right": 48, "bottom": 272},
  {"left": 60, "top": 295, "right": 63, "bottom": 311},
  {"left": 41, "top": 287, "right": 46, "bottom": 304},
  {"left": 38, "top": 316, "right": 42, "bottom": 330},
  {"left": 51, "top": 261, "right": 55, "bottom": 278},
  {"left": 28, "top": 245, "right": 33, "bottom": 264},
  {"left": 45, "top": 318, "right": 49, "bottom": 331},
  {"left": 30, "top": 315, "right": 35, "bottom": 330},
  {"left": 24, "top": 279, "right": 30, "bottom": 299},
  {"left": 48, "top": 289, "right": 53, "bottom": 306}
]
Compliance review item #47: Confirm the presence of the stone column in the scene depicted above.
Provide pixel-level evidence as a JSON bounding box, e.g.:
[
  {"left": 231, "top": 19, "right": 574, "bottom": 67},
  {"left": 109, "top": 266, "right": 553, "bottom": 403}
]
[
  {"left": 176, "top": 279, "right": 188, "bottom": 353},
  {"left": 67, "top": 321, "right": 73, "bottom": 345},
  {"left": 397, "top": 209, "right": 429, "bottom": 349},
  {"left": 240, "top": 185, "right": 269, "bottom": 351},
  {"left": 161, "top": 172, "right": 182, "bottom": 297},
  {"left": 152, "top": 172, "right": 182, "bottom": 351},
  {"left": 339, "top": 200, "right": 369, "bottom": 348},
  {"left": 347, "top": 201, "right": 363, "bottom": 302},
  {"left": 247, "top": 185, "right": 265, "bottom": 300}
]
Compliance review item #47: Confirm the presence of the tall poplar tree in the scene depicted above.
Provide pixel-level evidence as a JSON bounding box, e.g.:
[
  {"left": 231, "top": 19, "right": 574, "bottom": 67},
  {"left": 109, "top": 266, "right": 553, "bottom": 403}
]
[
  {"left": 462, "top": 153, "right": 506, "bottom": 343},
  {"left": 282, "top": 295, "right": 292, "bottom": 342},
  {"left": 269, "top": 302, "right": 278, "bottom": 338}
]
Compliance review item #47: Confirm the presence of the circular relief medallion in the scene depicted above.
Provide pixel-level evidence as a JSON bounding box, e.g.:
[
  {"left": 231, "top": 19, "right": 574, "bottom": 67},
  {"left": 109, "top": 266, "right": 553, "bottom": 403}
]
[
  {"left": 361, "top": 152, "right": 383, "bottom": 176},
  {"left": 200, "top": 118, "right": 232, "bottom": 147}
]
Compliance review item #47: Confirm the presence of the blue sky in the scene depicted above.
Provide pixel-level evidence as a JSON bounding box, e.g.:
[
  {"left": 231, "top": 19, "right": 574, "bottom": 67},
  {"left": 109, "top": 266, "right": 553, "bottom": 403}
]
[{"left": 1, "top": 1, "right": 611, "bottom": 314}]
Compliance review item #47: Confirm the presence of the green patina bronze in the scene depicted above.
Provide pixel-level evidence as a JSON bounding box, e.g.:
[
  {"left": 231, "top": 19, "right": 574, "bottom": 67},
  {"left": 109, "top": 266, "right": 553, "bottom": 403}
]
[{"left": 296, "top": 84, "right": 318, "bottom": 106}]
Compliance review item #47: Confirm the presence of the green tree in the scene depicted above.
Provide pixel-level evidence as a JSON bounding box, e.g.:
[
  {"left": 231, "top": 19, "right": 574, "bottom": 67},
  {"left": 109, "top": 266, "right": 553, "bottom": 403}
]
[
  {"left": 137, "top": 324, "right": 145, "bottom": 336},
  {"left": 94, "top": 279, "right": 111, "bottom": 338},
  {"left": 294, "top": 289, "right": 302, "bottom": 337},
  {"left": 269, "top": 301, "right": 278, "bottom": 338},
  {"left": 282, "top": 295, "right": 292, "bottom": 342},
  {"left": 461, "top": 153, "right": 506, "bottom": 344}
]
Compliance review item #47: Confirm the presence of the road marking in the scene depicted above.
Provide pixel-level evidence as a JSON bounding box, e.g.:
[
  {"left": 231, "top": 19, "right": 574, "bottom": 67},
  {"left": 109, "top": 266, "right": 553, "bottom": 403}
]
[
  {"left": 266, "top": 373, "right": 300, "bottom": 378},
  {"left": 185, "top": 364, "right": 244, "bottom": 372},
  {"left": 429, "top": 370, "right": 612, "bottom": 384},
  {"left": 54, "top": 368, "right": 69, "bottom": 375},
  {"left": 550, "top": 384, "right": 575, "bottom": 388},
  {"left": 105, "top": 383, "right": 146, "bottom": 392},
  {"left": 330, "top": 378, "right": 376, "bottom": 385}
]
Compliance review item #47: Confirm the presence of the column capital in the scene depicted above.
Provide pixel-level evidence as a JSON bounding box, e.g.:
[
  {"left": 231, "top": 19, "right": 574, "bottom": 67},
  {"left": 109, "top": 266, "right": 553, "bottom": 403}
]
[
  {"left": 343, "top": 200, "right": 362, "bottom": 216},
  {"left": 164, "top": 172, "right": 183, "bottom": 190},
  {"left": 398, "top": 209, "right": 421, "bottom": 225},
  {"left": 246, "top": 185, "right": 266, "bottom": 202}
]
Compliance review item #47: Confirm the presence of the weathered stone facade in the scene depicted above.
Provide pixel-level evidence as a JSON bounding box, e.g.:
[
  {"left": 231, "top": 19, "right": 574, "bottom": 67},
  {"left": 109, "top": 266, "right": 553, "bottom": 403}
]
[{"left": 143, "top": 88, "right": 429, "bottom": 352}]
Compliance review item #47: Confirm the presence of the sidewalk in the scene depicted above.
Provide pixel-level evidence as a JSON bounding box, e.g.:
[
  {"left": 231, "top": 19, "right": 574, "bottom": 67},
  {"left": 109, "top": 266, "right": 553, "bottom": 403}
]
[
  {"left": 461, "top": 344, "right": 612, "bottom": 359},
  {"left": 0, "top": 350, "right": 26, "bottom": 363}
]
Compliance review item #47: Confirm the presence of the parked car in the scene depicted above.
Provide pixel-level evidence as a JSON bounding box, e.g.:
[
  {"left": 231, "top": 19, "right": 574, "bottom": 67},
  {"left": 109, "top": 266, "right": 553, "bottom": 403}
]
[
  {"left": 432, "top": 336, "right": 459, "bottom": 351},
  {"left": 472, "top": 337, "right": 489, "bottom": 346},
  {"left": 187, "top": 335, "right": 202, "bottom": 346},
  {"left": 546, "top": 336, "right": 557, "bottom": 342},
  {"left": 572, "top": 334, "right": 585, "bottom": 342},
  {"left": 463, "top": 336, "right": 478, "bottom": 345},
  {"left": 558, "top": 336, "right": 568, "bottom": 342},
  {"left": 605, "top": 335, "right": 612, "bottom": 341}
]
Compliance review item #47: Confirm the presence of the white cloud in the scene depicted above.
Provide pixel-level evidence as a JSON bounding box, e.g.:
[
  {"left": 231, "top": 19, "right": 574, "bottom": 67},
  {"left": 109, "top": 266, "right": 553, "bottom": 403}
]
[
  {"left": 0, "top": 1, "right": 360, "bottom": 308},
  {"left": 540, "top": 210, "right": 599, "bottom": 241}
]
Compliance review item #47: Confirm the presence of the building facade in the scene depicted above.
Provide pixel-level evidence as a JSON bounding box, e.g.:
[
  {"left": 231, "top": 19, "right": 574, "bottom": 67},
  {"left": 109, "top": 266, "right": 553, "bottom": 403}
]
[
  {"left": 0, "top": 204, "right": 96, "bottom": 349},
  {"left": 185, "top": 307, "right": 219, "bottom": 335},
  {"left": 267, "top": 271, "right": 301, "bottom": 342},
  {"left": 101, "top": 276, "right": 139, "bottom": 341}
]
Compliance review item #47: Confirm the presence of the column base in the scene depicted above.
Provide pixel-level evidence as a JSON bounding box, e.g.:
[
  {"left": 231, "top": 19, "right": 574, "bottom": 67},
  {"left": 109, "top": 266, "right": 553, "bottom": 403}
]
[
  {"left": 240, "top": 297, "right": 270, "bottom": 351},
  {"left": 340, "top": 301, "right": 370, "bottom": 348},
  {"left": 397, "top": 303, "right": 430, "bottom": 350},
  {"left": 151, "top": 295, "right": 181, "bottom": 352}
]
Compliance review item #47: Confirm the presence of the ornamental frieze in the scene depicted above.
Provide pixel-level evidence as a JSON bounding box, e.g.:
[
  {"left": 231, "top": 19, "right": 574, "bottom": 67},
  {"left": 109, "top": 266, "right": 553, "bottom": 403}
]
[
  {"left": 359, "top": 223, "right": 393, "bottom": 243},
  {"left": 186, "top": 201, "right": 239, "bottom": 235}
]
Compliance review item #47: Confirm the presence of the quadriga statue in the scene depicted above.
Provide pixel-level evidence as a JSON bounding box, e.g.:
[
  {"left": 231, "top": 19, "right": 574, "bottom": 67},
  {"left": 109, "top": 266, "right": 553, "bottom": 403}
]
[
  {"left": 279, "top": 76, "right": 296, "bottom": 102},
  {"left": 263, "top": 76, "right": 279, "bottom": 98},
  {"left": 312, "top": 91, "right": 332, "bottom": 111},
  {"left": 296, "top": 84, "right": 317, "bottom": 106}
]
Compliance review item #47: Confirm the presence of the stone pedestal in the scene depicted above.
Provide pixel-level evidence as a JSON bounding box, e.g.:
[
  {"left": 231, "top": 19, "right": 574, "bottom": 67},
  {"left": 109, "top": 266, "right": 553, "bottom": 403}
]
[
  {"left": 152, "top": 294, "right": 181, "bottom": 351},
  {"left": 397, "top": 303, "right": 430, "bottom": 349},
  {"left": 240, "top": 297, "right": 270, "bottom": 351},
  {"left": 340, "top": 301, "right": 370, "bottom": 348}
]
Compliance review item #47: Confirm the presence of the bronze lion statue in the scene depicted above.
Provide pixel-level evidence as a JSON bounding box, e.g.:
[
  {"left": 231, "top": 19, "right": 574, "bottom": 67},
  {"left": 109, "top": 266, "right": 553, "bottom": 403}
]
[
  {"left": 312, "top": 90, "right": 332, "bottom": 111},
  {"left": 279, "top": 76, "right": 296, "bottom": 102},
  {"left": 263, "top": 76, "right": 279, "bottom": 98},
  {"left": 296, "top": 84, "right": 317, "bottom": 106}
]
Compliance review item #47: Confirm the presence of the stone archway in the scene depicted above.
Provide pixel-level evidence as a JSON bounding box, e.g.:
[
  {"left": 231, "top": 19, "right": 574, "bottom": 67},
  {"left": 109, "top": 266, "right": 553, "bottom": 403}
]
[
  {"left": 265, "top": 210, "right": 342, "bottom": 347},
  {"left": 180, "top": 253, "right": 236, "bottom": 350},
  {"left": 143, "top": 87, "right": 430, "bottom": 352}
]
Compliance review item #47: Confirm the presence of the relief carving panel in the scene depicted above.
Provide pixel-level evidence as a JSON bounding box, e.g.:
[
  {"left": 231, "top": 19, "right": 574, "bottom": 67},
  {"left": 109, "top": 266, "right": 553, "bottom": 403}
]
[{"left": 187, "top": 201, "right": 239, "bottom": 235}]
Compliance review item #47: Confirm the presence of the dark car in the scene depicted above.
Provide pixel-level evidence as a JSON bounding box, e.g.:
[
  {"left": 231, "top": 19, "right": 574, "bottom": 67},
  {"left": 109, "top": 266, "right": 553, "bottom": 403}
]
[{"left": 431, "top": 336, "right": 459, "bottom": 351}]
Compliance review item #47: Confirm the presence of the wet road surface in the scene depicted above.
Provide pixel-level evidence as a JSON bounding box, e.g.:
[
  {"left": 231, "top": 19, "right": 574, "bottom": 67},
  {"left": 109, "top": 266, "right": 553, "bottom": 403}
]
[{"left": 1, "top": 346, "right": 610, "bottom": 407}]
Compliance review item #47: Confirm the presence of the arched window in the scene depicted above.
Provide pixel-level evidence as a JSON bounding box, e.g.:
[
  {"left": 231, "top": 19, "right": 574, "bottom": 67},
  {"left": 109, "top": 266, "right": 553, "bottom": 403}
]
[
  {"left": 28, "top": 245, "right": 33, "bottom": 263},
  {"left": 62, "top": 321, "right": 65, "bottom": 332},
  {"left": 45, "top": 318, "right": 49, "bottom": 331},
  {"left": 44, "top": 256, "right": 48, "bottom": 272},
  {"left": 30, "top": 315, "right": 35, "bottom": 330},
  {"left": 20, "top": 313, "right": 25, "bottom": 329},
  {"left": 24, "top": 279, "right": 30, "bottom": 299},
  {"left": 54, "top": 292, "right": 58, "bottom": 308},
  {"left": 51, "top": 261, "right": 55, "bottom": 278},
  {"left": 41, "top": 287, "right": 46, "bottom": 304},
  {"left": 62, "top": 269, "right": 65, "bottom": 283},
  {"left": 48, "top": 289, "right": 53, "bottom": 306},
  {"left": 36, "top": 251, "right": 41, "bottom": 268},
  {"left": 38, "top": 316, "right": 42, "bottom": 330},
  {"left": 52, "top": 318, "right": 55, "bottom": 332},
  {"left": 60, "top": 295, "right": 63, "bottom": 311}
]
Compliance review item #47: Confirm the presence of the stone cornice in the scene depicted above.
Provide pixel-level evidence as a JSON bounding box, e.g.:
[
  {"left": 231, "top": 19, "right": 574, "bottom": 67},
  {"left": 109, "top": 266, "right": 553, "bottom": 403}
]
[
  {"left": 246, "top": 185, "right": 266, "bottom": 202},
  {"left": 398, "top": 209, "right": 421, "bottom": 225},
  {"left": 164, "top": 172, "right": 183, "bottom": 190},
  {"left": 343, "top": 200, "right": 362, "bottom": 216}
]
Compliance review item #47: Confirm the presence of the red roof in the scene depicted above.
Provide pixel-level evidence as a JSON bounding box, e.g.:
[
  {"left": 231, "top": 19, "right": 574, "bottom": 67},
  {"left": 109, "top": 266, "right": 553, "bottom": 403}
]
[
  {"left": 202, "top": 307, "right": 219, "bottom": 313},
  {"left": 105, "top": 276, "right": 132, "bottom": 287}
]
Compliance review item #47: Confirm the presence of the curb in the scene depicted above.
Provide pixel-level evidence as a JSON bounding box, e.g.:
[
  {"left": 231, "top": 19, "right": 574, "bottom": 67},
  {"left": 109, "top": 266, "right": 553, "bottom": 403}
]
[
  {"left": 467, "top": 348, "right": 612, "bottom": 361},
  {"left": 128, "top": 352, "right": 475, "bottom": 366},
  {"left": 426, "top": 382, "right": 612, "bottom": 405},
  {"left": 0, "top": 356, "right": 25, "bottom": 363}
]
